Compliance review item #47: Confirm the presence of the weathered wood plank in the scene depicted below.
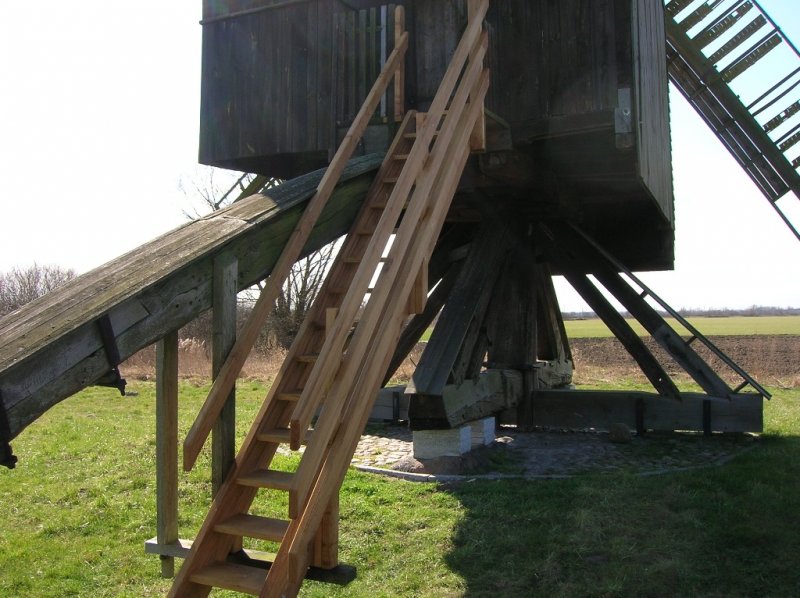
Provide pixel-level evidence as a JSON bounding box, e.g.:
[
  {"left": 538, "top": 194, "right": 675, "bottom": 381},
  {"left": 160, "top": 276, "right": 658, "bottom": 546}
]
[
  {"left": 409, "top": 369, "right": 524, "bottom": 431},
  {"left": 532, "top": 390, "right": 763, "bottom": 433},
  {"left": 211, "top": 253, "right": 238, "bottom": 497},
  {"left": 155, "top": 331, "right": 179, "bottom": 578},
  {"left": 406, "top": 220, "right": 508, "bottom": 398}
]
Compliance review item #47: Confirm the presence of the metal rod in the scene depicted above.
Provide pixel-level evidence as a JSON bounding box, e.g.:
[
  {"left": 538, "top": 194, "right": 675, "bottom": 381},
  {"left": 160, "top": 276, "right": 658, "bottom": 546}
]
[
  {"left": 751, "top": 77, "right": 800, "bottom": 119},
  {"left": 752, "top": 0, "right": 800, "bottom": 59},
  {"left": 775, "top": 122, "right": 800, "bottom": 145},
  {"left": 746, "top": 66, "right": 800, "bottom": 111}
]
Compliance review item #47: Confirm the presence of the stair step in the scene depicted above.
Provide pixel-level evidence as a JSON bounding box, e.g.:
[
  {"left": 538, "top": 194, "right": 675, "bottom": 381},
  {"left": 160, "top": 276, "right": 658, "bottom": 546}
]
[
  {"left": 189, "top": 561, "right": 266, "bottom": 595},
  {"left": 237, "top": 469, "right": 295, "bottom": 491},
  {"left": 215, "top": 513, "right": 289, "bottom": 542},
  {"left": 276, "top": 391, "right": 302, "bottom": 402},
  {"left": 258, "top": 427, "right": 311, "bottom": 445},
  {"left": 403, "top": 131, "right": 439, "bottom": 139}
]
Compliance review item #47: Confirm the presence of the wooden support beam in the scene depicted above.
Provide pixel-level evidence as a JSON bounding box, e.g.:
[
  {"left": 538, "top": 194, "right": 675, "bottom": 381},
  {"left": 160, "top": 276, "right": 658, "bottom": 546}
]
[
  {"left": 408, "top": 369, "right": 524, "bottom": 430},
  {"left": 407, "top": 220, "right": 508, "bottom": 398},
  {"left": 536, "top": 224, "right": 681, "bottom": 400},
  {"left": 381, "top": 227, "right": 472, "bottom": 386},
  {"left": 558, "top": 269, "right": 681, "bottom": 401},
  {"left": 593, "top": 268, "right": 733, "bottom": 399},
  {"left": 483, "top": 246, "right": 539, "bottom": 428},
  {"left": 467, "top": 0, "right": 486, "bottom": 152},
  {"left": 532, "top": 390, "right": 763, "bottom": 433},
  {"left": 211, "top": 253, "right": 238, "bottom": 497},
  {"left": 406, "top": 256, "right": 429, "bottom": 316},
  {"left": 155, "top": 331, "right": 179, "bottom": 578},
  {"left": 535, "top": 262, "right": 572, "bottom": 365},
  {"left": 393, "top": 5, "right": 405, "bottom": 121}
]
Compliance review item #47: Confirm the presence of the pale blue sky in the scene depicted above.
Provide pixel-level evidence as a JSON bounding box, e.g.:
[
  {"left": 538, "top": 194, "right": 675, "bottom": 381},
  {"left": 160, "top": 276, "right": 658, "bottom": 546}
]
[{"left": 0, "top": 1, "right": 798, "bottom": 312}]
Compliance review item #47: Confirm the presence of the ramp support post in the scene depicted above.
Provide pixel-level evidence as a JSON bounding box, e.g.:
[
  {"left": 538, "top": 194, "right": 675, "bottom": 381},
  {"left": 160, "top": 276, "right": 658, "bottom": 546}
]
[
  {"left": 155, "top": 331, "right": 179, "bottom": 577},
  {"left": 212, "top": 253, "right": 239, "bottom": 497}
]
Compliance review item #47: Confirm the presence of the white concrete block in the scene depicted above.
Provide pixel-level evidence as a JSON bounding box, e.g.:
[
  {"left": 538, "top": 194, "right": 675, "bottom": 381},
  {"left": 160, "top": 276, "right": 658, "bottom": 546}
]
[
  {"left": 412, "top": 426, "right": 471, "bottom": 459},
  {"left": 469, "top": 417, "right": 496, "bottom": 447}
]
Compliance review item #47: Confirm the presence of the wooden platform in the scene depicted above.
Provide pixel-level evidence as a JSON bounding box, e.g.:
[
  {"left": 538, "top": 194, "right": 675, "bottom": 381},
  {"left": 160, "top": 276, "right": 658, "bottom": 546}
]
[{"left": 0, "top": 154, "right": 382, "bottom": 441}]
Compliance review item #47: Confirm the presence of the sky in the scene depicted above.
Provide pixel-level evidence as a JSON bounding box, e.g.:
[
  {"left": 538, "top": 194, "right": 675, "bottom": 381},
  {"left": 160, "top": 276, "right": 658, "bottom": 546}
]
[{"left": 0, "top": 1, "right": 798, "bottom": 313}]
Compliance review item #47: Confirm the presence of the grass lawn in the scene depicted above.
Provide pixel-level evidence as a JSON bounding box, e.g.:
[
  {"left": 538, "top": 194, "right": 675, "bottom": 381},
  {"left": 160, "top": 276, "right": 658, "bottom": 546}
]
[
  {"left": 564, "top": 315, "right": 800, "bottom": 338},
  {"left": 1, "top": 381, "right": 799, "bottom": 596}
]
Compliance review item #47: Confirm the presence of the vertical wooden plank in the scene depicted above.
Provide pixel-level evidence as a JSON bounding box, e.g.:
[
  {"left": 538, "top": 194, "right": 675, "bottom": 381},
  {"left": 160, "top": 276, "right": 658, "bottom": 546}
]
[
  {"left": 325, "top": 307, "right": 339, "bottom": 338},
  {"left": 467, "top": 0, "right": 486, "bottom": 151},
  {"left": 358, "top": 9, "right": 368, "bottom": 108},
  {"left": 312, "top": 493, "right": 339, "bottom": 569},
  {"left": 406, "top": 257, "right": 428, "bottom": 315},
  {"left": 347, "top": 9, "right": 357, "bottom": 121},
  {"left": 394, "top": 5, "right": 406, "bottom": 120},
  {"left": 156, "top": 331, "right": 179, "bottom": 578},
  {"left": 212, "top": 253, "right": 238, "bottom": 497}
]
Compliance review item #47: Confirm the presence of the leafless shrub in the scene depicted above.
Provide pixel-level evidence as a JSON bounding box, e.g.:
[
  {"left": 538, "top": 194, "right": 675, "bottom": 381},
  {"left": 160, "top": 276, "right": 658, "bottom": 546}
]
[{"left": 0, "top": 263, "right": 76, "bottom": 317}]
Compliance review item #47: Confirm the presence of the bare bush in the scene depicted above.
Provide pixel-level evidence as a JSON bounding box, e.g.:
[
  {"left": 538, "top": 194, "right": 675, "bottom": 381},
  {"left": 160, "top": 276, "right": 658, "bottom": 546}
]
[
  {"left": 0, "top": 263, "right": 76, "bottom": 317},
  {"left": 181, "top": 165, "right": 338, "bottom": 352}
]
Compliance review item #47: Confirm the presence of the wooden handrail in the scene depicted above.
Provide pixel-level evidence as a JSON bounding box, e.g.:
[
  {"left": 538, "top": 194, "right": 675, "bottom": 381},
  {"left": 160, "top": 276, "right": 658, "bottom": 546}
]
[
  {"left": 287, "top": 0, "right": 490, "bottom": 452},
  {"left": 182, "top": 30, "right": 409, "bottom": 472}
]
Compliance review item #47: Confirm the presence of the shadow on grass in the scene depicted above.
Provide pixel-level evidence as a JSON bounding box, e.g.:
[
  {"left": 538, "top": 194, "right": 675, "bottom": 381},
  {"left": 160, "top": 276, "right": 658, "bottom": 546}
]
[{"left": 442, "top": 434, "right": 800, "bottom": 597}]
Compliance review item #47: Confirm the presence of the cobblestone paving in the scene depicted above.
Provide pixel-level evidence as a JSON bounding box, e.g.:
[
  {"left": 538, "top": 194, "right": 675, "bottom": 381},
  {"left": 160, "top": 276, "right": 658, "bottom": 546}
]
[{"left": 350, "top": 424, "right": 758, "bottom": 478}]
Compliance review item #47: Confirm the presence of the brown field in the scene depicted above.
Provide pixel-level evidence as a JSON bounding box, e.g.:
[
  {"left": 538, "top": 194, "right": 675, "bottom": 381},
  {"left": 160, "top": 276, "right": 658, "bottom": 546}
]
[
  {"left": 570, "top": 335, "right": 800, "bottom": 389},
  {"left": 121, "top": 335, "right": 799, "bottom": 390}
]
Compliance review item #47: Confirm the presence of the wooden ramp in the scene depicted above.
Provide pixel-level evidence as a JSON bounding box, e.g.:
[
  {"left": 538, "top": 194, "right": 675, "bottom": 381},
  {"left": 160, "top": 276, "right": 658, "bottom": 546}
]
[{"left": 0, "top": 153, "right": 383, "bottom": 463}]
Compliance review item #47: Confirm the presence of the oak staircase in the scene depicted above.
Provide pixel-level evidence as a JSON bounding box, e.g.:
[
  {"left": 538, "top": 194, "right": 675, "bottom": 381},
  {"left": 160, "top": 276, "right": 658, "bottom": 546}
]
[
  {"left": 665, "top": 0, "right": 800, "bottom": 241},
  {"left": 169, "top": 2, "right": 489, "bottom": 596}
]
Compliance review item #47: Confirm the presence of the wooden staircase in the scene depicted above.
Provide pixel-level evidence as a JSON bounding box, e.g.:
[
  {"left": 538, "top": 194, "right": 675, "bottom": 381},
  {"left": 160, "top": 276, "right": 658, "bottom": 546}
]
[{"left": 169, "top": 2, "right": 490, "bottom": 596}]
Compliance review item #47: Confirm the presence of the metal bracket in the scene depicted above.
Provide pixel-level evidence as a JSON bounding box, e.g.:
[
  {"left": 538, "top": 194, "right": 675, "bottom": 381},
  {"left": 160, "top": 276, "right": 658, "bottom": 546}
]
[
  {"left": 0, "top": 390, "right": 18, "bottom": 469},
  {"left": 635, "top": 397, "right": 645, "bottom": 436},
  {"left": 703, "top": 400, "right": 712, "bottom": 437},
  {"left": 614, "top": 87, "right": 634, "bottom": 149},
  {"left": 96, "top": 315, "right": 127, "bottom": 396}
]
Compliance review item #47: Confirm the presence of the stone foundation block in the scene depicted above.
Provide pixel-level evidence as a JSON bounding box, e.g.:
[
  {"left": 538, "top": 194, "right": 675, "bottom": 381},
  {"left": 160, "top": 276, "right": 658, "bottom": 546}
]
[{"left": 412, "top": 426, "right": 471, "bottom": 459}]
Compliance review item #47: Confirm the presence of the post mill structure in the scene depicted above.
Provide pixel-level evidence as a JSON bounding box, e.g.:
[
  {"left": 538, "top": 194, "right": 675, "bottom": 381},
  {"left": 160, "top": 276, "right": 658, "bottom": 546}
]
[{"left": 0, "top": 0, "right": 797, "bottom": 596}]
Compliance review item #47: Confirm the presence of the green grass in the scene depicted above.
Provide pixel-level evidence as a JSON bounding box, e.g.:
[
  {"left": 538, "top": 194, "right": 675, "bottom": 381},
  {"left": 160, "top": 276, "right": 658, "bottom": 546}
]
[
  {"left": 420, "top": 315, "right": 800, "bottom": 341},
  {"left": 565, "top": 314, "right": 800, "bottom": 338},
  {"left": 1, "top": 382, "right": 800, "bottom": 596}
]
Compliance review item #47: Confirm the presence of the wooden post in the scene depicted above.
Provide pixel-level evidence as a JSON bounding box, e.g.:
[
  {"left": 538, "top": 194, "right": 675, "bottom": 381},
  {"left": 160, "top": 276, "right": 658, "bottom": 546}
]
[
  {"left": 393, "top": 5, "right": 405, "bottom": 121},
  {"left": 212, "top": 253, "right": 238, "bottom": 497},
  {"left": 156, "top": 331, "right": 179, "bottom": 578},
  {"left": 467, "top": 0, "right": 486, "bottom": 151},
  {"left": 312, "top": 493, "right": 340, "bottom": 570}
]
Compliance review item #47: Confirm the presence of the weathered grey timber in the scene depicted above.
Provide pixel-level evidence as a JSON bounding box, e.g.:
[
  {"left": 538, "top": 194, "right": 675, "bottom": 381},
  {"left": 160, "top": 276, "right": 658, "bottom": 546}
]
[
  {"left": 0, "top": 154, "right": 383, "bottom": 441},
  {"left": 532, "top": 390, "right": 763, "bottom": 434}
]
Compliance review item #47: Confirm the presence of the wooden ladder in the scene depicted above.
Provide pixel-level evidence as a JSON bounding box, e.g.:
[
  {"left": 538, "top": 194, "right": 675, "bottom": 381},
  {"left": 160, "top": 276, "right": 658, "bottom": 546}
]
[{"left": 169, "top": 2, "right": 490, "bottom": 596}]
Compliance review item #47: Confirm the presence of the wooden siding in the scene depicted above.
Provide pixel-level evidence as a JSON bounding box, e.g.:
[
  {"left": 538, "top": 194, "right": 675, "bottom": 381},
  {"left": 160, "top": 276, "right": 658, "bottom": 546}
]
[
  {"left": 200, "top": 0, "right": 401, "bottom": 178},
  {"left": 633, "top": 0, "right": 674, "bottom": 225},
  {"left": 200, "top": 0, "right": 336, "bottom": 176}
]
